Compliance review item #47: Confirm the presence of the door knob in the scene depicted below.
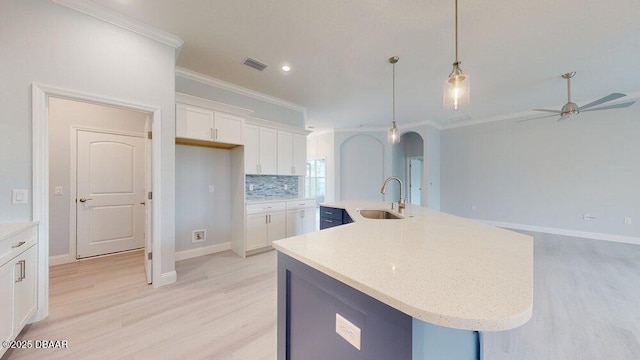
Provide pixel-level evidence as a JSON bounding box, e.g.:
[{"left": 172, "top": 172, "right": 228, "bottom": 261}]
[{"left": 79, "top": 197, "right": 93, "bottom": 203}]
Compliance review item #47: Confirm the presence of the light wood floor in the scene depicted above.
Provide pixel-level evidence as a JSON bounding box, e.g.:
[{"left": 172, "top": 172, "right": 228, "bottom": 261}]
[{"left": 6, "top": 232, "right": 640, "bottom": 359}]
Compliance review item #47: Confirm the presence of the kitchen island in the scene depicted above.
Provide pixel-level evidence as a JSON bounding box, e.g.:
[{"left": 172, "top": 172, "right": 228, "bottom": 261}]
[{"left": 272, "top": 201, "right": 533, "bottom": 360}]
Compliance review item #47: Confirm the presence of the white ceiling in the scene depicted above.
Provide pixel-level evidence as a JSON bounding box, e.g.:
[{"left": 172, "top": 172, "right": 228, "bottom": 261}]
[{"left": 93, "top": 0, "right": 640, "bottom": 129}]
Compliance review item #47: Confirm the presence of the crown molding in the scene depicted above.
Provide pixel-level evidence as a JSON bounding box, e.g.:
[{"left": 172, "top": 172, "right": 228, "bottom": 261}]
[
  {"left": 52, "top": 0, "right": 184, "bottom": 50},
  {"left": 176, "top": 67, "right": 308, "bottom": 118},
  {"left": 246, "top": 116, "right": 310, "bottom": 135},
  {"left": 399, "top": 120, "right": 443, "bottom": 131},
  {"left": 307, "top": 129, "right": 335, "bottom": 138},
  {"left": 333, "top": 127, "right": 389, "bottom": 133},
  {"left": 176, "top": 92, "right": 254, "bottom": 116}
]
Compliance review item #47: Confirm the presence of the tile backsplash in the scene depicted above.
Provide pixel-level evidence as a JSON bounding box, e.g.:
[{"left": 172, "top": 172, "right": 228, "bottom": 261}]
[{"left": 246, "top": 175, "right": 299, "bottom": 200}]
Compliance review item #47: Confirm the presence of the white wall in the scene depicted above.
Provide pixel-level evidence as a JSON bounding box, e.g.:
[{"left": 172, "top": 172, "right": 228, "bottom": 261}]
[
  {"left": 425, "top": 125, "right": 441, "bottom": 210},
  {"left": 176, "top": 76, "right": 306, "bottom": 128},
  {"left": 441, "top": 107, "right": 640, "bottom": 238},
  {"left": 0, "top": 1, "right": 176, "bottom": 278},
  {"left": 48, "top": 98, "right": 147, "bottom": 256},
  {"left": 175, "top": 145, "right": 232, "bottom": 251},
  {"left": 339, "top": 134, "right": 386, "bottom": 201}
]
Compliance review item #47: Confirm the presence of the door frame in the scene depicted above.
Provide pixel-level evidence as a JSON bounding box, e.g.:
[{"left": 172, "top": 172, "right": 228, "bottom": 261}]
[
  {"left": 32, "top": 83, "right": 164, "bottom": 321},
  {"left": 70, "top": 127, "right": 146, "bottom": 261},
  {"left": 406, "top": 156, "right": 424, "bottom": 206}
]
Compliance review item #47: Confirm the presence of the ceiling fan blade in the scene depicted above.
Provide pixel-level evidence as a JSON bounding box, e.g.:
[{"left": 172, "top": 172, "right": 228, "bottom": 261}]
[
  {"left": 532, "top": 109, "right": 563, "bottom": 113},
  {"left": 578, "top": 93, "right": 626, "bottom": 110},
  {"left": 516, "top": 114, "right": 559, "bottom": 123},
  {"left": 581, "top": 101, "right": 636, "bottom": 112}
]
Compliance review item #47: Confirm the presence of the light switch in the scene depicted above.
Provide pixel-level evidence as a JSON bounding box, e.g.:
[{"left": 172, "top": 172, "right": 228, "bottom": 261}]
[
  {"left": 12, "top": 189, "right": 28, "bottom": 205},
  {"left": 209, "top": 185, "right": 215, "bottom": 193},
  {"left": 54, "top": 186, "right": 64, "bottom": 196},
  {"left": 624, "top": 217, "right": 632, "bottom": 225}
]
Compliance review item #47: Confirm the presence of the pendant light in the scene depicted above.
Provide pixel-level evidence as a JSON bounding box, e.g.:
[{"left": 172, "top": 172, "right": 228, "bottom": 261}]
[
  {"left": 443, "top": 0, "right": 470, "bottom": 110},
  {"left": 388, "top": 56, "right": 400, "bottom": 144}
]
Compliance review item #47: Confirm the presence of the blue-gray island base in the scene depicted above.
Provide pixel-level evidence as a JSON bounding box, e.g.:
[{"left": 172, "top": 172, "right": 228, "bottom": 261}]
[{"left": 277, "top": 252, "right": 482, "bottom": 360}]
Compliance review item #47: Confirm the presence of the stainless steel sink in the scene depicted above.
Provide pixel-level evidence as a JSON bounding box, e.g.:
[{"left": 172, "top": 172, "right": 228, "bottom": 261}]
[{"left": 358, "top": 209, "right": 403, "bottom": 220}]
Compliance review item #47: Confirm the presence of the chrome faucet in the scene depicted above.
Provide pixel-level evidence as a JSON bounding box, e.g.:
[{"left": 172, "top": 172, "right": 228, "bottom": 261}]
[{"left": 380, "top": 176, "right": 405, "bottom": 212}]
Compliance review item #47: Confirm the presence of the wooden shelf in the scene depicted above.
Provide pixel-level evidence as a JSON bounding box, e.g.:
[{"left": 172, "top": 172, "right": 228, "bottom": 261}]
[{"left": 175, "top": 137, "right": 241, "bottom": 149}]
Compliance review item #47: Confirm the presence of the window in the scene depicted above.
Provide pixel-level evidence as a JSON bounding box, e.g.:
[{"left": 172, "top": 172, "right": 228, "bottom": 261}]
[{"left": 305, "top": 159, "right": 325, "bottom": 202}]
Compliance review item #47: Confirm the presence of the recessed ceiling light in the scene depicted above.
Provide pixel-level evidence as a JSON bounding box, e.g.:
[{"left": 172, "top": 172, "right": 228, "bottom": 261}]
[{"left": 281, "top": 65, "right": 291, "bottom": 72}]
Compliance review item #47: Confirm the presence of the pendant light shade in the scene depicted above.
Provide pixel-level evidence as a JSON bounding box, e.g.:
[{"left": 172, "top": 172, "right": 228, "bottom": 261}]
[
  {"left": 388, "top": 56, "right": 400, "bottom": 144},
  {"left": 443, "top": 0, "right": 470, "bottom": 110},
  {"left": 388, "top": 121, "right": 399, "bottom": 143}
]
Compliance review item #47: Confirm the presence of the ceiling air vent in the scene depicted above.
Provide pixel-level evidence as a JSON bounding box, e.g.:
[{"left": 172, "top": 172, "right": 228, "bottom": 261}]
[{"left": 242, "top": 57, "right": 268, "bottom": 71}]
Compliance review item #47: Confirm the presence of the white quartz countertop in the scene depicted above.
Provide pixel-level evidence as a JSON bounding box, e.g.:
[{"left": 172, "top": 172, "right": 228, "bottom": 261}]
[
  {"left": 0, "top": 221, "right": 38, "bottom": 242},
  {"left": 272, "top": 201, "right": 533, "bottom": 332}
]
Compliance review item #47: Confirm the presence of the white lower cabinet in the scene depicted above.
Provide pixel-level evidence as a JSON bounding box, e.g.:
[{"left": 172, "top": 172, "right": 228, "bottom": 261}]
[
  {"left": 0, "top": 262, "right": 14, "bottom": 355},
  {"left": 14, "top": 245, "right": 37, "bottom": 333},
  {"left": 0, "top": 223, "right": 38, "bottom": 359},
  {"left": 286, "top": 199, "right": 318, "bottom": 237},
  {"left": 245, "top": 201, "right": 287, "bottom": 252}
]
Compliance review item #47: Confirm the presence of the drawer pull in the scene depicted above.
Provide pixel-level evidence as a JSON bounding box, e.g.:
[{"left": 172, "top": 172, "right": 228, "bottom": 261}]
[
  {"left": 325, "top": 219, "right": 334, "bottom": 223},
  {"left": 325, "top": 211, "right": 333, "bottom": 215},
  {"left": 12, "top": 241, "right": 26, "bottom": 249}
]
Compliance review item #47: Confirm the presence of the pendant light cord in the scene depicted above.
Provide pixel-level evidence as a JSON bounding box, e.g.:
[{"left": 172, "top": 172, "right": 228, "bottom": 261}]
[
  {"left": 392, "top": 62, "right": 396, "bottom": 123},
  {"left": 455, "top": 0, "right": 459, "bottom": 63}
]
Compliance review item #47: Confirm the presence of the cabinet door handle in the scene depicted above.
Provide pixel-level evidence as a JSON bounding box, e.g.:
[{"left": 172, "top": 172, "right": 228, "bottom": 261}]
[
  {"left": 301, "top": 210, "right": 305, "bottom": 218},
  {"left": 268, "top": 214, "right": 271, "bottom": 223},
  {"left": 209, "top": 128, "right": 213, "bottom": 139},
  {"left": 215, "top": 129, "right": 218, "bottom": 140},
  {"left": 12, "top": 241, "right": 26, "bottom": 249},
  {"left": 15, "top": 260, "right": 25, "bottom": 282},
  {"left": 265, "top": 215, "right": 268, "bottom": 224}
]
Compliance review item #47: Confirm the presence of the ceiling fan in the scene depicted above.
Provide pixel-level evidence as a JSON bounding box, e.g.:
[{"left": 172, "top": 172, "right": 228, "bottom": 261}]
[{"left": 523, "top": 72, "right": 635, "bottom": 122}]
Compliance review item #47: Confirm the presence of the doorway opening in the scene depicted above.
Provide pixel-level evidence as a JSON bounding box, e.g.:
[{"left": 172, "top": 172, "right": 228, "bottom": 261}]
[
  {"left": 48, "top": 97, "right": 153, "bottom": 284},
  {"left": 392, "top": 131, "right": 424, "bottom": 206},
  {"left": 33, "top": 84, "right": 163, "bottom": 320},
  {"left": 407, "top": 156, "right": 423, "bottom": 206}
]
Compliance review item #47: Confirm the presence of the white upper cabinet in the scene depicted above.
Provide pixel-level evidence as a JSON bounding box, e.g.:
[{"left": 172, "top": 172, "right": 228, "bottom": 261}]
[
  {"left": 176, "top": 102, "right": 245, "bottom": 146},
  {"left": 176, "top": 103, "right": 213, "bottom": 141},
  {"left": 214, "top": 112, "right": 244, "bottom": 145},
  {"left": 277, "top": 131, "right": 307, "bottom": 176},
  {"left": 292, "top": 133, "right": 307, "bottom": 176},
  {"left": 277, "top": 131, "right": 294, "bottom": 175},
  {"left": 244, "top": 125, "right": 259, "bottom": 174},
  {"left": 259, "top": 127, "right": 278, "bottom": 175},
  {"left": 244, "top": 125, "right": 278, "bottom": 175}
]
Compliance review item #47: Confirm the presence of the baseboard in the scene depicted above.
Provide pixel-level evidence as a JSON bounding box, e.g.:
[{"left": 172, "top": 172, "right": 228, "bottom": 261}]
[
  {"left": 175, "top": 242, "right": 232, "bottom": 261},
  {"left": 483, "top": 220, "right": 640, "bottom": 246},
  {"left": 49, "top": 253, "right": 76, "bottom": 266},
  {"left": 159, "top": 270, "right": 177, "bottom": 286}
]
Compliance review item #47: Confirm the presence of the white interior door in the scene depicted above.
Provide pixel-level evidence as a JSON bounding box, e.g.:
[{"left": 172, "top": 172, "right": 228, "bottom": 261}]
[{"left": 76, "top": 130, "right": 145, "bottom": 259}]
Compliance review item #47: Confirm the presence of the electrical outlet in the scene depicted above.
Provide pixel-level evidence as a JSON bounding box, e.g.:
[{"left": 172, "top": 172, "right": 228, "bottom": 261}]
[
  {"left": 209, "top": 185, "right": 215, "bottom": 193},
  {"left": 54, "top": 186, "right": 63, "bottom": 196},
  {"left": 471, "top": 205, "right": 477, "bottom": 211},
  {"left": 624, "top": 217, "right": 632, "bottom": 225},
  {"left": 192, "top": 229, "right": 206, "bottom": 243},
  {"left": 583, "top": 214, "right": 596, "bottom": 221},
  {"left": 284, "top": 184, "right": 288, "bottom": 190},
  {"left": 335, "top": 314, "right": 361, "bottom": 350},
  {"left": 249, "top": 184, "right": 254, "bottom": 191}
]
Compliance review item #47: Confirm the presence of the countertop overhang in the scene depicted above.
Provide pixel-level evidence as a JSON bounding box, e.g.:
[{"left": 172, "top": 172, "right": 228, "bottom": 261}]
[{"left": 272, "top": 201, "right": 533, "bottom": 332}]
